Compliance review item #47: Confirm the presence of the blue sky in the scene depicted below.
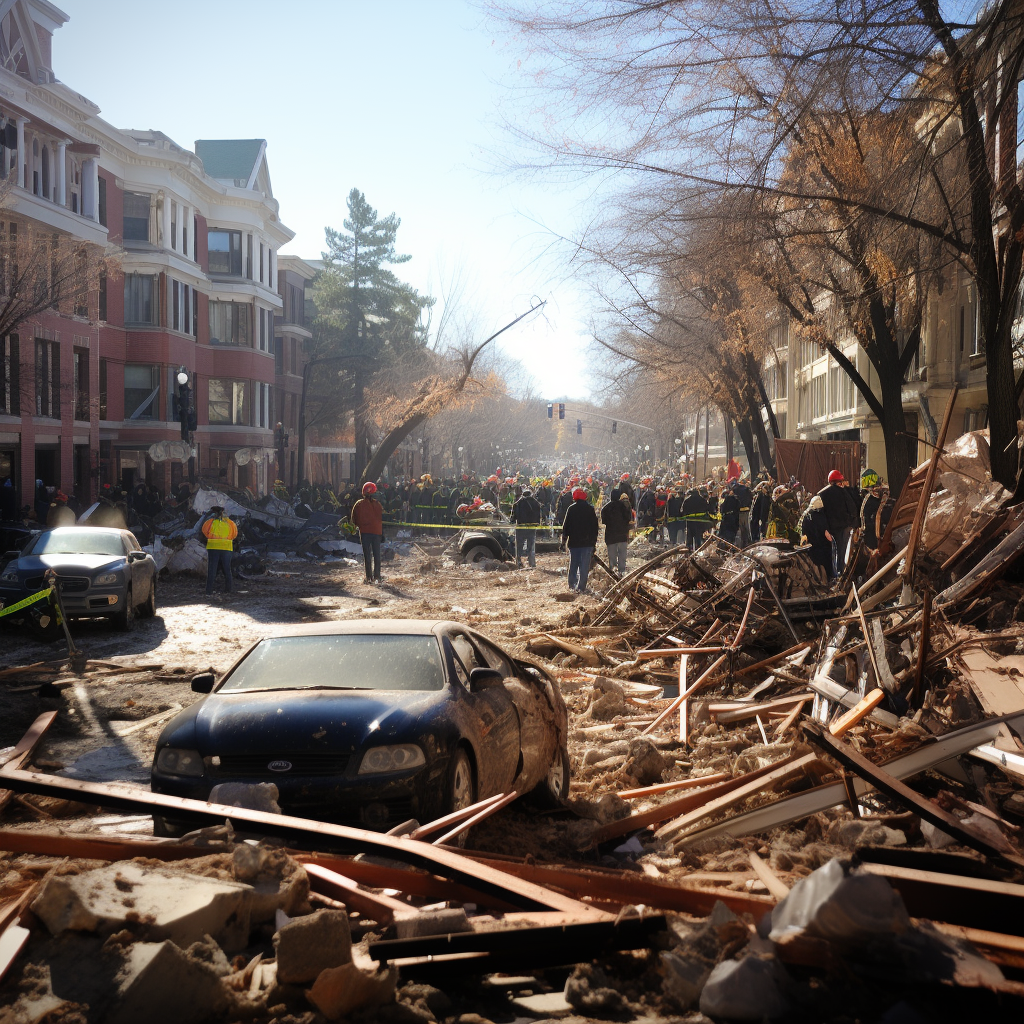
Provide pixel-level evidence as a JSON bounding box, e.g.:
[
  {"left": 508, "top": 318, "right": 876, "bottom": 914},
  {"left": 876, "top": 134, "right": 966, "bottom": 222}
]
[{"left": 51, "top": 0, "right": 596, "bottom": 399}]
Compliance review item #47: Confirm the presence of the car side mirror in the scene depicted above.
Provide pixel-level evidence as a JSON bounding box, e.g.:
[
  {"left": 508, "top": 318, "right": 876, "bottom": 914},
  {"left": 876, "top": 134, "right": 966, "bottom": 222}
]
[
  {"left": 127, "top": 550, "right": 146, "bottom": 561},
  {"left": 469, "top": 667, "right": 503, "bottom": 691},
  {"left": 191, "top": 672, "right": 215, "bottom": 693}
]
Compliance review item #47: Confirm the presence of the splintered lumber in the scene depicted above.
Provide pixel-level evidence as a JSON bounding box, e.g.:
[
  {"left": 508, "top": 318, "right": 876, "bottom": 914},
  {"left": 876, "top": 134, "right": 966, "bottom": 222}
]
[
  {"left": 302, "top": 862, "right": 412, "bottom": 925},
  {"left": 774, "top": 698, "right": 810, "bottom": 740},
  {"left": 731, "top": 643, "right": 812, "bottom": 680},
  {"left": 0, "top": 712, "right": 57, "bottom": 815},
  {"left": 590, "top": 752, "right": 811, "bottom": 845},
  {"left": 861, "top": 862, "right": 1024, "bottom": 937},
  {"left": 0, "top": 923, "right": 29, "bottom": 983},
  {"left": 807, "top": 674, "right": 898, "bottom": 729},
  {"left": 655, "top": 754, "right": 820, "bottom": 843},
  {"left": 408, "top": 793, "right": 506, "bottom": 840},
  {"left": 434, "top": 792, "right": 518, "bottom": 846},
  {"left": 678, "top": 709, "right": 1024, "bottom": 846},
  {"left": 936, "top": 516, "right": 1024, "bottom": 609},
  {"left": 958, "top": 649, "right": 1024, "bottom": 717},
  {"left": 454, "top": 853, "right": 776, "bottom": 917},
  {"left": 803, "top": 722, "right": 1024, "bottom": 870},
  {"left": 618, "top": 772, "right": 731, "bottom": 800},
  {"left": 0, "top": 769, "right": 606, "bottom": 918},
  {"left": 845, "top": 545, "right": 908, "bottom": 612},
  {"left": 642, "top": 654, "right": 729, "bottom": 735},
  {"left": 829, "top": 689, "right": 885, "bottom": 736},
  {"left": 748, "top": 851, "right": 790, "bottom": 900},
  {"left": 367, "top": 914, "right": 668, "bottom": 972},
  {"left": 711, "top": 694, "right": 814, "bottom": 724}
]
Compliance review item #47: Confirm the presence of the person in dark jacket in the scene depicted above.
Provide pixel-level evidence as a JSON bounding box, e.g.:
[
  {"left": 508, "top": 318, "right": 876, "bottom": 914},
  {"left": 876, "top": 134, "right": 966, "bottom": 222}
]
[
  {"left": 561, "top": 488, "right": 599, "bottom": 593},
  {"left": 350, "top": 481, "right": 385, "bottom": 583},
  {"left": 733, "top": 478, "right": 753, "bottom": 546},
  {"left": 818, "top": 470, "right": 859, "bottom": 572},
  {"left": 665, "top": 486, "right": 685, "bottom": 547},
  {"left": 750, "top": 483, "right": 771, "bottom": 543},
  {"left": 511, "top": 488, "right": 542, "bottom": 568},
  {"left": 602, "top": 491, "right": 632, "bottom": 574},
  {"left": 617, "top": 473, "right": 636, "bottom": 507},
  {"left": 636, "top": 486, "right": 657, "bottom": 530},
  {"left": 718, "top": 483, "right": 741, "bottom": 546},
  {"left": 555, "top": 485, "right": 574, "bottom": 524},
  {"left": 800, "top": 494, "right": 836, "bottom": 582},
  {"left": 682, "top": 486, "right": 711, "bottom": 549},
  {"left": 859, "top": 469, "right": 884, "bottom": 550}
]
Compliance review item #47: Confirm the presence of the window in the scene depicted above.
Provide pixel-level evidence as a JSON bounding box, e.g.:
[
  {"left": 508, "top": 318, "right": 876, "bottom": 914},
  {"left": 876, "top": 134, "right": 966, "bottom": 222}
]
[
  {"left": 98, "top": 176, "right": 106, "bottom": 227},
  {"left": 246, "top": 233, "right": 253, "bottom": 279},
  {"left": 73, "top": 348, "right": 88, "bottom": 421},
  {"left": 98, "top": 270, "right": 107, "bottom": 322},
  {"left": 255, "top": 381, "right": 272, "bottom": 428},
  {"left": 811, "top": 373, "right": 826, "bottom": 420},
  {"left": 209, "top": 301, "right": 251, "bottom": 346},
  {"left": 971, "top": 301, "right": 982, "bottom": 357},
  {"left": 275, "top": 336, "right": 283, "bottom": 373},
  {"left": 259, "top": 242, "right": 264, "bottom": 284},
  {"left": 99, "top": 358, "right": 107, "bottom": 419},
  {"left": 170, "top": 202, "right": 177, "bottom": 252},
  {"left": 35, "top": 339, "right": 59, "bottom": 418},
  {"left": 207, "top": 229, "right": 242, "bottom": 275},
  {"left": 73, "top": 253, "right": 88, "bottom": 318},
  {"left": 182, "top": 219, "right": 188, "bottom": 259},
  {"left": 124, "top": 364, "right": 160, "bottom": 420},
  {"left": 208, "top": 377, "right": 248, "bottom": 425},
  {"left": 123, "top": 191, "right": 151, "bottom": 241},
  {"left": 1, "top": 334, "right": 18, "bottom": 415},
  {"left": 124, "top": 274, "right": 157, "bottom": 325},
  {"left": 172, "top": 280, "right": 192, "bottom": 334}
]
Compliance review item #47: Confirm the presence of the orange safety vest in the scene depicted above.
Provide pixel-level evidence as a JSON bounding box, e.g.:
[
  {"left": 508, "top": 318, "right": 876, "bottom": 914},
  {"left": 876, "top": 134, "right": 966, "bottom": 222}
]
[{"left": 202, "top": 516, "right": 237, "bottom": 551}]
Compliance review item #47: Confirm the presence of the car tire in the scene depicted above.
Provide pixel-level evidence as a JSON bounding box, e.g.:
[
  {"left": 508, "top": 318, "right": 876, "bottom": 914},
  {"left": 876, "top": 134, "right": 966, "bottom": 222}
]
[
  {"left": 445, "top": 747, "right": 476, "bottom": 847},
  {"left": 139, "top": 578, "right": 157, "bottom": 618},
  {"left": 529, "top": 744, "right": 571, "bottom": 808},
  {"left": 463, "top": 543, "right": 495, "bottom": 564},
  {"left": 113, "top": 585, "right": 134, "bottom": 631}
]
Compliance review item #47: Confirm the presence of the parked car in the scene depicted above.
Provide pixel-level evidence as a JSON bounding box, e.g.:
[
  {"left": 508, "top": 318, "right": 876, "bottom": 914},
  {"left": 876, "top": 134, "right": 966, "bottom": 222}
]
[
  {"left": 458, "top": 514, "right": 561, "bottom": 565},
  {"left": 151, "top": 619, "right": 571, "bottom": 835},
  {"left": 0, "top": 526, "right": 157, "bottom": 632}
]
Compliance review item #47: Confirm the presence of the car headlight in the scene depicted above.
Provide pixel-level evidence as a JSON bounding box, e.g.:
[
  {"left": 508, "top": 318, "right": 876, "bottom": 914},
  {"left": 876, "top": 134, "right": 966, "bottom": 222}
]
[
  {"left": 0, "top": 571, "right": 18, "bottom": 582},
  {"left": 94, "top": 572, "right": 120, "bottom": 585},
  {"left": 155, "top": 747, "right": 204, "bottom": 777},
  {"left": 358, "top": 744, "right": 425, "bottom": 774}
]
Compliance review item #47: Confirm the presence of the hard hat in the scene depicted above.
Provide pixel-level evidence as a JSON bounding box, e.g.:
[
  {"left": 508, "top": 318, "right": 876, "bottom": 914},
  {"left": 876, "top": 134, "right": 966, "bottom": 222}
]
[
  {"left": 362, "top": 482, "right": 377, "bottom": 495},
  {"left": 828, "top": 470, "right": 845, "bottom": 483},
  {"left": 809, "top": 495, "right": 824, "bottom": 510},
  {"left": 861, "top": 469, "right": 880, "bottom": 488},
  {"left": 572, "top": 488, "right": 587, "bottom": 500}
]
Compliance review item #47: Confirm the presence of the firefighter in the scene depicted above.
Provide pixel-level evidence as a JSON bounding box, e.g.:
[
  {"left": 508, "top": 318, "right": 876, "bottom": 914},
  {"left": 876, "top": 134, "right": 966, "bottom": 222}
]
[
  {"left": 350, "top": 481, "right": 385, "bottom": 583},
  {"left": 202, "top": 505, "right": 238, "bottom": 596},
  {"left": 682, "top": 485, "right": 711, "bottom": 550},
  {"left": 665, "top": 485, "right": 685, "bottom": 547}
]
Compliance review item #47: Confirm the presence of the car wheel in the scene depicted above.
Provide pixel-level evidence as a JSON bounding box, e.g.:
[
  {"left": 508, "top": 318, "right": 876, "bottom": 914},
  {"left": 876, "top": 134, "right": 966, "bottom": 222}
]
[
  {"left": 446, "top": 748, "right": 476, "bottom": 847},
  {"left": 113, "top": 585, "right": 134, "bottom": 631},
  {"left": 463, "top": 543, "right": 495, "bottom": 564},
  {"left": 529, "top": 744, "right": 571, "bottom": 808},
  {"left": 139, "top": 578, "right": 156, "bottom": 618}
]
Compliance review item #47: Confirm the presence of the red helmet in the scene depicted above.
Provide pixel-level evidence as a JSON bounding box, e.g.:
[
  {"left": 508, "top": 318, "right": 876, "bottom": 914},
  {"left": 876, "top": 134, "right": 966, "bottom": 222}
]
[
  {"left": 362, "top": 482, "right": 377, "bottom": 495},
  {"left": 572, "top": 488, "right": 587, "bottom": 500},
  {"left": 827, "top": 470, "right": 844, "bottom": 483}
]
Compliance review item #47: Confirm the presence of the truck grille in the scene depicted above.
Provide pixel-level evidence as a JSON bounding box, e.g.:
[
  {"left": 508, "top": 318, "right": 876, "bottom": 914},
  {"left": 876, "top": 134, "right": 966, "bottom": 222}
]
[{"left": 25, "top": 575, "right": 89, "bottom": 592}]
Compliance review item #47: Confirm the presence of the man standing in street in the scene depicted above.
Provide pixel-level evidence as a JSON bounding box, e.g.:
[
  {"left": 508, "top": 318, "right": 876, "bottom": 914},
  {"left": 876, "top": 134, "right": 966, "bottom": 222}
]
[
  {"left": 733, "top": 476, "right": 753, "bottom": 547},
  {"left": 682, "top": 484, "right": 711, "bottom": 550},
  {"left": 602, "top": 490, "right": 632, "bottom": 575},
  {"left": 818, "top": 470, "right": 859, "bottom": 573},
  {"left": 350, "top": 481, "right": 385, "bottom": 584},
  {"left": 718, "top": 482, "right": 741, "bottom": 546},
  {"left": 202, "top": 505, "right": 238, "bottom": 597},
  {"left": 561, "top": 487, "right": 599, "bottom": 594},
  {"left": 511, "top": 487, "right": 542, "bottom": 568}
]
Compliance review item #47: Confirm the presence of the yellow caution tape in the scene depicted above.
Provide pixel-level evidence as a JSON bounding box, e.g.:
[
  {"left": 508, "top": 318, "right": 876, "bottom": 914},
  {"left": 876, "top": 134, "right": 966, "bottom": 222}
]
[{"left": 0, "top": 588, "right": 51, "bottom": 618}]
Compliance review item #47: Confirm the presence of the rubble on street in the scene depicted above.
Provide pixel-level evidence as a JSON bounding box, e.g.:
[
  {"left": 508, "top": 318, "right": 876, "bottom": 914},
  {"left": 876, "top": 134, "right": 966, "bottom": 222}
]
[{"left": 4, "top": 434, "right": 1024, "bottom": 1022}]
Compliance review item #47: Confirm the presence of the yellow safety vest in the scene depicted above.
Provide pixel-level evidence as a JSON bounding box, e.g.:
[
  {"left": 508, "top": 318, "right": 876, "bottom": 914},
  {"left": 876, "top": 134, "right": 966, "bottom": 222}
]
[{"left": 204, "top": 518, "right": 236, "bottom": 551}]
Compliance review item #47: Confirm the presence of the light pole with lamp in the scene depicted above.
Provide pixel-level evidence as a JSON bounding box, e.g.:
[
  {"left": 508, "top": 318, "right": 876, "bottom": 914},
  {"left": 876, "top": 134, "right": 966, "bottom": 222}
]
[{"left": 176, "top": 367, "right": 197, "bottom": 484}]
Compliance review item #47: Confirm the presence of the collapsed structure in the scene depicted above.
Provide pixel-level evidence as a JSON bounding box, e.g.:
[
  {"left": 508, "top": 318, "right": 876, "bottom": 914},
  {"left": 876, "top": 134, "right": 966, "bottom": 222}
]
[{"left": 3, "top": 422, "right": 1024, "bottom": 1021}]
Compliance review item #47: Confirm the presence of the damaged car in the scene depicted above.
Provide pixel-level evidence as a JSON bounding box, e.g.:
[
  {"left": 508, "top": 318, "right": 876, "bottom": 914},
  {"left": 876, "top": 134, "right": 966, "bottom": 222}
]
[{"left": 150, "top": 619, "right": 570, "bottom": 834}]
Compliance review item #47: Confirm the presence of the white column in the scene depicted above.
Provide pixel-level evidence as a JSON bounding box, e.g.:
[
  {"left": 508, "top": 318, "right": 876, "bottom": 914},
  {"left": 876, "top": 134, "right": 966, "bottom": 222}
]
[
  {"left": 15, "top": 118, "right": 25, "bottom": 189},
  {"left": 161, "top": 191, "right": 171, "bottom": 250},
  {"left": 57, "top": 141, "right": 66, "bottom": 207},
  {"left": 269, "top": 248, "right": 275, "bottom": 289},
  {"left": 88, "top": 158, "right": 99, "bottom": 221}
]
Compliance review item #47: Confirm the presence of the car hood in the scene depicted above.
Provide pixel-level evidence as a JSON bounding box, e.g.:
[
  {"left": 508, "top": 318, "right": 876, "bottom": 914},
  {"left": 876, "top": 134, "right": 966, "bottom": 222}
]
[
  {"left": 188, "top": 687, "right": 450, "bottom": 755},
  {"left": 12, "top": 554, "right": 124, "bottom": 573}
]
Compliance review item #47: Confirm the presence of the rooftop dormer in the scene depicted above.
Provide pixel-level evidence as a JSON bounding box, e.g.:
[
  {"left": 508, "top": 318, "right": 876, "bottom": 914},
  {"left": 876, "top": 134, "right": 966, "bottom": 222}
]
[{"left": 0, "top": 0, "right": 67, "bottom": 86}]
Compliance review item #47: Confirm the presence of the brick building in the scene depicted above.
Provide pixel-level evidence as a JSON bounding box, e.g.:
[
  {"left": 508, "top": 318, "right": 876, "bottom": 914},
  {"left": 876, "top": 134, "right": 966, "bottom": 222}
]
[{"left": 0, "top": 1, "right": 308, "bottom": 511}]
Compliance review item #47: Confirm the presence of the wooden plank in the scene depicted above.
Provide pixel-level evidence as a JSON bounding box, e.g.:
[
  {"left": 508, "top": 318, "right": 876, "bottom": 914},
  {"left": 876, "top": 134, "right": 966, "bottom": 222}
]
[
  {"left": 804, "top": 723, "right": 1024, "bottom": 870},
  {"left": 642, "top": 654, "right": 729, "bottom": 734},
  {"left": 0, "top": 712, "right": 58, "bottom": 816},
  {"left": 434, "top": 792, "right": 518, "bottom": 846},
  {"left": 773, "top": 698, "right": 810, "bottom": 740},
  {"left": 712, "top": 694, "right": 814, "bottom": 724},
  {"left": 958, "top": 649, "right": 1024, "bottom": 717},
  {"left": 926, "top": 921, "right": 1024, "bottom": 954},
  {"left": 0, "top": 768, "right": 607, "bottom": 918},
  {"left": 748, "top": 851, "right": 790, "bottom": 901},
  {"left": 408, "top": 793, "right": 505, "bottom": 841},
  {"left": 302, "top": 862, "right": 412, "bottom": 925},
  {"left": 655, "top": 754, "right": 819, "bottom": 842},
  {"left": 589, "top": 753, "right": 809, "bottom": 845},
  {"left": 618, "top": 772, "right": 731, "bottom": 800},
  {"left": 829, "top": 689, "right": 885, "bottom": 736},
  {"left": 0, "top": 923, "right": 29, "bottom": 983}
]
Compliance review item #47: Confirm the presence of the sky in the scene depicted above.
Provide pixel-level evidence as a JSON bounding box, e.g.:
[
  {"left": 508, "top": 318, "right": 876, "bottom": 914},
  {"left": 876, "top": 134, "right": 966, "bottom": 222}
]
[{"left": 51, "top": 0, "right": 597, "bottom": 400}]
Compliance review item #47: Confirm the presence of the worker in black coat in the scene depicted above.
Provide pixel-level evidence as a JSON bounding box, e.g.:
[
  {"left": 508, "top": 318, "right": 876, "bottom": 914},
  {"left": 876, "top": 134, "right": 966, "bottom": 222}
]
[
  {"left": 601, "top": 492, "right": 632, "bottom": 574},
  {"left": 859, "top": 469, "right": 884, "bottom": 550},
  {"left": 800, "top": 494, "right": 836, "bottom": 581},
  {"left": 750, "top": 483, "right": 771, "bottom": 543},
  {"left": 561, "top": 488, "right": 599, "bottom": 593},
  {"left": 718, "top": 483, "right": 741, "bottom": 546},
  {"left": 733, "top": 478, "right": 753, "bottom": 546},
  {"left": 818, "top": 470, "right": 859, "bottom": 571},
  {"left": 682, "top": 486, "right": 711, "bottom": 550},
  {"left": 511, "top": 488, "right": 542, "bottom": 568}
]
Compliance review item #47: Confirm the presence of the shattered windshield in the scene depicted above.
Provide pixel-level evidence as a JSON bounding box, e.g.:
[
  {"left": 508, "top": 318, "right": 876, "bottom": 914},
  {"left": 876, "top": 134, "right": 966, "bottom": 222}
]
[
  {"left": 218, "top": 634, "right": 446, "bottom": 692},
  {"left": 29, "top": 530, "right": 124, "bottom": 556}
]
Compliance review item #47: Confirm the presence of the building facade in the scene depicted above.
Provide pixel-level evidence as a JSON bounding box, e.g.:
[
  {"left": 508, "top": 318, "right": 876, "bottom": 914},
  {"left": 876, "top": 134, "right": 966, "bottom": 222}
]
[{"left": 0, "top": 1, "right": 308, "bottom": 511}]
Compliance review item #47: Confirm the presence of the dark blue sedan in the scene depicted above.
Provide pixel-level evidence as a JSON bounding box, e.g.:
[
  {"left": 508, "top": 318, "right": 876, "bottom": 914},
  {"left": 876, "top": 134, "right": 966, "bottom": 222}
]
[{"left": 150, "top": 619, "right": 570, "bottom": 834}]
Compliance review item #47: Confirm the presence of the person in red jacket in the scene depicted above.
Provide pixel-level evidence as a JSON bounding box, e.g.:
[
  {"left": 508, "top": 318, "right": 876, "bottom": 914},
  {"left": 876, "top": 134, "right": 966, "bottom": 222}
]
[{"left": 350, "top": 481, "right": 384, "bottom": 584}]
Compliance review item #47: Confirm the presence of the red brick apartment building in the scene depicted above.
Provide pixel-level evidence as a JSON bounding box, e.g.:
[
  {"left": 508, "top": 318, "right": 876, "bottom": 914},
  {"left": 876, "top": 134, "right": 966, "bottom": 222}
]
[{"left": 0, "top": 0, "right": 314, "bottom": 511}]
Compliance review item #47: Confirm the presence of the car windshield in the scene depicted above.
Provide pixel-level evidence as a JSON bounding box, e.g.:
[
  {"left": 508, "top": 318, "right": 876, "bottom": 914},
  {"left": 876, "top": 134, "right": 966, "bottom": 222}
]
[
  {"left": 218, "top": 634, "right": 446, "bottom": 692},
  {"left": 29, "top": 530, "right": 123, "bottom": 556}
]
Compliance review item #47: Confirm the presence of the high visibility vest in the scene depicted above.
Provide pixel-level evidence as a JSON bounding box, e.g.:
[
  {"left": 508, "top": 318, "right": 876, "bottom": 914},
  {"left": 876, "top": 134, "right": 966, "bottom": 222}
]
[{"left": 203, "top": 517, "right": 237, "bottom": 551}]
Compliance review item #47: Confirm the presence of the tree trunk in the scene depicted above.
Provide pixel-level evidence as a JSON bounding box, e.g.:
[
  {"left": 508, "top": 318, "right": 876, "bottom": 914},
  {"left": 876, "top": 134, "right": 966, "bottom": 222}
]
[
  {"left": 361, "top": 412, "right": 430, "bottom": 486},
  {"left": 735, "top": 418, "right": 760, "bottom": 477},
  {"left": 877, "top": 367, "right": 912, "bottom": 494}
]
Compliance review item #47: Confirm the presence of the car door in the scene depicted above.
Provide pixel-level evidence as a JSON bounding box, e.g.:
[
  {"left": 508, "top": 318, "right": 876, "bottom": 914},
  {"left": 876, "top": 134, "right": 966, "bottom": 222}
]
[
  {"left": 444, "top": 629, "right": 521, "bottom": 796},
  {"left": 471, "top": 631, "right": 559, "bottom": 792},
  {"left": 123, "top": 533, "right": 146, "bottom": 604}
]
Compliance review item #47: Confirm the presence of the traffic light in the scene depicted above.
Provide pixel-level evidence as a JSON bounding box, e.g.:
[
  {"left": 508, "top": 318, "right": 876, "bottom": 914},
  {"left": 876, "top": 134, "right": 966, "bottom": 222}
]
[
  {"left": 576, "top": 418, "right": 582, "bottom": 435},
  {"left": 612, "top": 421, "right": 617, "bottom": 434},
  {"left": 547, "top": 403, "right": 553, "bottom": 419},
  {"left": 558, "top": 403, "right": 565, "bottom": 420}
]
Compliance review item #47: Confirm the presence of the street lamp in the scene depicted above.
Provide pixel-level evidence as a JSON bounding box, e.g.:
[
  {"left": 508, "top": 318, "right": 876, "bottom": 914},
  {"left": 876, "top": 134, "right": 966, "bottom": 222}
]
[
  {"left": 175, "top": 367, "right": 197, "bottom": 483},
  {"left": 275, "top": 421, "right": 289, "bottom": 485}
]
